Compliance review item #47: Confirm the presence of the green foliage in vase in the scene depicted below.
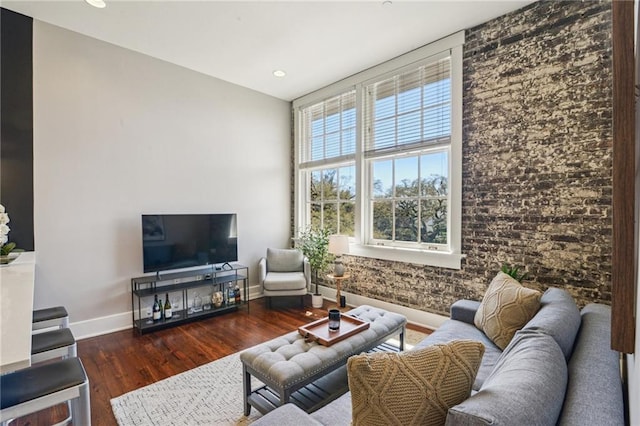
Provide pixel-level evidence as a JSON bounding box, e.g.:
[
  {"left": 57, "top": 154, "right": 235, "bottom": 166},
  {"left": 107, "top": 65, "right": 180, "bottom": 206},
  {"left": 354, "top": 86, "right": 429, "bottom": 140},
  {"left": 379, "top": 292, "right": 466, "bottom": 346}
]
[
  {"left": 298, "top": 227, "right": 333, "bottom": 295},
  {"left": 501, "top": 263, "right": 529, "bottom": 283},
  {"left": 0, "top": 242, "right": 16, "bottom": 256}
]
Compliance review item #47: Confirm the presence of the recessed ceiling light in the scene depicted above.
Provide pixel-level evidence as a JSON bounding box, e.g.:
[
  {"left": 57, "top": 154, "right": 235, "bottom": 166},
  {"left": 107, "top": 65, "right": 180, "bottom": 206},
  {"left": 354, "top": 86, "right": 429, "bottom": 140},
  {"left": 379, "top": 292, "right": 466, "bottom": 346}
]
[
  {"left": 85, "top": 0, "right": 106, "bottom": 8},
  {"left": 273, "top": 70, "right": 287, "bottom": 78},
  {"left": 382, "top": 1, "right": 393, "bottom": 7}
]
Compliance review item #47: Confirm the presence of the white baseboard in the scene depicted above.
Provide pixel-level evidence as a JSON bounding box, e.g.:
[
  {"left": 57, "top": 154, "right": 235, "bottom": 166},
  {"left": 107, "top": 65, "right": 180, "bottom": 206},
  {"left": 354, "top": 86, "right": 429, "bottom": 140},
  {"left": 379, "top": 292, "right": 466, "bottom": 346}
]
[
  {"left": 71, "top": 311, "right": 133, "bottom": 340},
  {"left": 73, "top": 283, "right": 267, "bottom": 340},
  {"left": 314, "top": 284, "right": 448, "bottom": 330},
  {"left": 73, "top": 283, "right": 447, "bottom": 340}
]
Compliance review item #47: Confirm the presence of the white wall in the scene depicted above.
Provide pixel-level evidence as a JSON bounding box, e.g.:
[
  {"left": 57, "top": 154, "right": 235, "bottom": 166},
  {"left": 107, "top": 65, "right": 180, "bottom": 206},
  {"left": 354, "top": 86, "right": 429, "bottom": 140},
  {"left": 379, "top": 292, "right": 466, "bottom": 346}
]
[{"left": 31, "top": 21, "right": 291, "bottom": 337}]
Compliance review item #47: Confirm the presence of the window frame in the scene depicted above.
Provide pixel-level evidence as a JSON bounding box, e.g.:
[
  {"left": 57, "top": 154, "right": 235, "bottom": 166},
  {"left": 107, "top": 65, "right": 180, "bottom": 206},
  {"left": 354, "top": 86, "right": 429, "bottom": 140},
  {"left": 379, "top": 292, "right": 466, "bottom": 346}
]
[
  {"left": 306, "top": 162, "right": 357, "bottom": 235},
  {"left": 294, "top": 31, "right": 464, "bottom": 269},
  {"left": 365, "top": 146, "right": 451, "bottom": 249}
]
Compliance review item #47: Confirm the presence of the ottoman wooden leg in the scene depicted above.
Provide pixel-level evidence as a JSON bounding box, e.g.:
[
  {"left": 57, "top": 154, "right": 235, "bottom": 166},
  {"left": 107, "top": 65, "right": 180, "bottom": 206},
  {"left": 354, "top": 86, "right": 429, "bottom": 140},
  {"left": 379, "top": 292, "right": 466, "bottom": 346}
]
[{"left": 281, "top": 387, "right": 291, "bottom": 406}]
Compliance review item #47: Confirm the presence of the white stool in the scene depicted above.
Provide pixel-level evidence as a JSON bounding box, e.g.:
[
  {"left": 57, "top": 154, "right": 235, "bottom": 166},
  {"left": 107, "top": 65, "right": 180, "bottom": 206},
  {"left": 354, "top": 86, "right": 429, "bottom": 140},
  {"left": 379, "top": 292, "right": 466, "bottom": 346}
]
[{"left": 0, "top": 357, "right": 91, "bottom": 426}]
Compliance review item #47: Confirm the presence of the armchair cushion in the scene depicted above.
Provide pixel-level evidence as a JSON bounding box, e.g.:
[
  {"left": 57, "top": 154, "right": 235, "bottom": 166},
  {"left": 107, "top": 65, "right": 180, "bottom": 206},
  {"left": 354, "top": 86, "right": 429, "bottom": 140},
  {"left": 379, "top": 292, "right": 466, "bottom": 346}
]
[
  {"left": 267, "top": 248, "right": 304, "bottom": 273},
  {"left": 264, "top": 272, "right": 308, "bottom": 292}
]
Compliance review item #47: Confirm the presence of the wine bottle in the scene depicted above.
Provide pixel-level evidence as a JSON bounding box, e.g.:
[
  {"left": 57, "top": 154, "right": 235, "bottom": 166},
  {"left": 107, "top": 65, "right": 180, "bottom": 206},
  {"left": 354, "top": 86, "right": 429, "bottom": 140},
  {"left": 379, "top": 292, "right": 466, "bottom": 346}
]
[
  {"left": 164, "top": 293, "right": 172, "bottom": 319},
  {"left": 227, "top": 285, "right": 235, "bottom": 305},
  {"left": 152, "top": 295, "right": 161, "bottom": 321},
  {"left": 234, "top": 285, "right": 241, "bottom": 304}
]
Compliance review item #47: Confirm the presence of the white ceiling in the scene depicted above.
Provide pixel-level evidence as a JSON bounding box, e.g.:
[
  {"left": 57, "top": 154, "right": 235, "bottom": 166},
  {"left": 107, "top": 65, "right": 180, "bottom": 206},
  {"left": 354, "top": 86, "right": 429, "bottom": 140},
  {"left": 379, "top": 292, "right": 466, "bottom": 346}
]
[{"left": 2, "top": 0, "right": 534, "bottom": 101}]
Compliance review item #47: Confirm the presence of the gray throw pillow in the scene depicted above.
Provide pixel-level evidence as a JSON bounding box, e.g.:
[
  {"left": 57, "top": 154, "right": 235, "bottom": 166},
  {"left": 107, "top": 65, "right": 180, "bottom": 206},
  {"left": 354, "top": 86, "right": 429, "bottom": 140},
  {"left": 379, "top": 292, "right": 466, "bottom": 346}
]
[
  {"left": 267, "top": 248, "right": 304, "bottom": 272},
  {"left": 446, "top": 331, "right": 567, "bottom": 426},
  {"left": 521, "top": 287, "right": 580, "bottom": 360}
]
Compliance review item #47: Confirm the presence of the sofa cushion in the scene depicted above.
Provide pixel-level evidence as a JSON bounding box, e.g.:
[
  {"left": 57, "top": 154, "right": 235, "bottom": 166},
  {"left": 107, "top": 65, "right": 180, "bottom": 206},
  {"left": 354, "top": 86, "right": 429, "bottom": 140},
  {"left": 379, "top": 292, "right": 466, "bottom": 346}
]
[
  {"left": 251, "top": 403, "right": 324, "bottom": 426},
  {"left": 558, "top": 304, "right": 624, "bottom": 426},
  {"left": 267, "top": 248, "right": 304, "bottom": 272},
  {"left": 311, "top": 391, "right": 352, "bottom": 426},
  {"left": 521, "top": 287, "right": 580, "bottom": 360},
  {"left": 446, "top": 331, "right": 567, "bottom": 426},
  {"left": 474, "top": 272, "right": 542, "bottom": 350},
  {"left": 413, "top": 319, "right": 500, "bottom": 391},
  {"left": 348, "top": 340, "right": 484, "bottom": 426}
]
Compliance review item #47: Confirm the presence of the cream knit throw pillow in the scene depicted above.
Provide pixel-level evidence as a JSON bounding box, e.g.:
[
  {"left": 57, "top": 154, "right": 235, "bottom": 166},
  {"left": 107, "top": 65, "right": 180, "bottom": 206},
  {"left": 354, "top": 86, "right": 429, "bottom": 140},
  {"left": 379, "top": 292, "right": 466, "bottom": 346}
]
[
  {"left": 474, "top": 271, "right": 542, "bottom": 350},
  {"left": 348, "top": 340, "right": 485, "bottom": 426}
]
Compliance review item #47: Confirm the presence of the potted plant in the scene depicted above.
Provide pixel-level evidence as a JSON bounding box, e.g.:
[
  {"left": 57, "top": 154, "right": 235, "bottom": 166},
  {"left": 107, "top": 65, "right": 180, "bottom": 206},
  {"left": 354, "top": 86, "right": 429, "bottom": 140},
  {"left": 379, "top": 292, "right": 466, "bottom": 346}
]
[
  {"left": 298, "top": 227, "right": 332, "bottom": 308},
  {"left": 501, "top": 263, "right": 529, "bottom": 282}
]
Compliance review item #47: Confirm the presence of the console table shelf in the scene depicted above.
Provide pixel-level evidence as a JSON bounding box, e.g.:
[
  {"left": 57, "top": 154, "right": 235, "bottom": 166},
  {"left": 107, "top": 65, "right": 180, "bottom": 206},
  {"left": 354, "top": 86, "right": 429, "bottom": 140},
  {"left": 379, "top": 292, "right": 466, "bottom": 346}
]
[{"left": 131, "top": 264, "right": 248, "bottom": 334}]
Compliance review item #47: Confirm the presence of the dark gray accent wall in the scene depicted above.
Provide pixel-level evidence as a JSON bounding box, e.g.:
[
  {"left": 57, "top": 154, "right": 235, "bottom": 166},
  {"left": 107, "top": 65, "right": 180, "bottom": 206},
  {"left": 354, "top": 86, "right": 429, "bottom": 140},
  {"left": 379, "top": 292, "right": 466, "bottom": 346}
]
[
  {"left": 333, "top": 1, "right": 613, "bottom": 315},
  {"left": 1, "top": 8, "right": 34, "bottom": 251}
]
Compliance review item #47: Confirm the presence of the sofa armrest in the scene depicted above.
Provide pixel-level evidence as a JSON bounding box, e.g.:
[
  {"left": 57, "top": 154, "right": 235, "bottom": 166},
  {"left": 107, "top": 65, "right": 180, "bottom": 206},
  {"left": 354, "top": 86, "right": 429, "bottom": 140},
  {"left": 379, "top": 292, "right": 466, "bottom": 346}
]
[
  {"left": 258, "top": 257, "right": 267, "bottom": 284},
  {"left": 251, "top": 403, "right": 324, "bottom": 426},
  {"left": 557, "top": 304, "right": 624, "bottom": 425},
  {"left": 450, "top": 300, "right": 481, "bottom": 324}
]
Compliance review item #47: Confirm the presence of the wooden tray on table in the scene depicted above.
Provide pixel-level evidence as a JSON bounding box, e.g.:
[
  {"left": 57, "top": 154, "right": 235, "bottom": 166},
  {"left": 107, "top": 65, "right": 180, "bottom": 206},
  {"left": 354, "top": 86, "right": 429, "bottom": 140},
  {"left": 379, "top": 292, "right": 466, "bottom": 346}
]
[{"left": 298, "top": 314, "right": 370, "bottom": 346}]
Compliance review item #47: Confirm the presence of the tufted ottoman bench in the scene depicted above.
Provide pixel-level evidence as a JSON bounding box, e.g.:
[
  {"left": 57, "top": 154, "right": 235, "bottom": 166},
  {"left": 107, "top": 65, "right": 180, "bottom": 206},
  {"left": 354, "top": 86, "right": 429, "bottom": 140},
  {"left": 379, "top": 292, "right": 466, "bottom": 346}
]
[{"left": 240, "top": 305, "right": 406, "bottom": 415}]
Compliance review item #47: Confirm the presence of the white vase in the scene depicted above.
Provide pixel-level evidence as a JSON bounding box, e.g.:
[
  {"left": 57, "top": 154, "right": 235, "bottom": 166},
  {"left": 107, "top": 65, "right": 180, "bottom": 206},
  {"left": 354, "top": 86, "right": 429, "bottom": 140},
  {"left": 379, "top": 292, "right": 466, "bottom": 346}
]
[
  {"left": 0, "top": 252, "right": 20, "bottom": 265},
  {"left": 311, "top": 294, "right": 323, "bottom": 308}
]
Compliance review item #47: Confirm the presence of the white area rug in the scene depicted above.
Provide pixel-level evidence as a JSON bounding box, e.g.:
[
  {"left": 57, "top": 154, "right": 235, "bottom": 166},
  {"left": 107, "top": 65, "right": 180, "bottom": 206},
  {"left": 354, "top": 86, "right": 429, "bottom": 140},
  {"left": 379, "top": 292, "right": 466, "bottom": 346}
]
[
  {"left": 111, "top": 352, "right": 263, "bottom": 426},
  {"left": 111, "top": 330, "right": 428, "bottom": 425}
]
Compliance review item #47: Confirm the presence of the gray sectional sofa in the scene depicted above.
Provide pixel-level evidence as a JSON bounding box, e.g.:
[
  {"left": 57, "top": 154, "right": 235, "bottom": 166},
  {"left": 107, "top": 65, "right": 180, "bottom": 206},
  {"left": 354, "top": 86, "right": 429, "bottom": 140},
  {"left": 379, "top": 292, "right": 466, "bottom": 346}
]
[{"left": 252, "top": 288, "right": 625, "bottom": 425}]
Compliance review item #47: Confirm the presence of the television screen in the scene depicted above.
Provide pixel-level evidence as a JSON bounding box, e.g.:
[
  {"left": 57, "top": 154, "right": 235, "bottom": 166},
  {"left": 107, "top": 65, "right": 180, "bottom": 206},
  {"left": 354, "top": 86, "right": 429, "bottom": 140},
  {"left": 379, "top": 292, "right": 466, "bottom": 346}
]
[{"left": 142, "top": 214, "right": 238, "bottom": 273}]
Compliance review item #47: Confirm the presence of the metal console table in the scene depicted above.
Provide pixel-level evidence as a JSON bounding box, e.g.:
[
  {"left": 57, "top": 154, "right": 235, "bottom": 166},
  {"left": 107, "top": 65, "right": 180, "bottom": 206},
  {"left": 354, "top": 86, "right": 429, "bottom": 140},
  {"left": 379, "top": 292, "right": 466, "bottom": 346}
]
[{"left": 130, "top": 264, "right": 249, "bottom": 334}]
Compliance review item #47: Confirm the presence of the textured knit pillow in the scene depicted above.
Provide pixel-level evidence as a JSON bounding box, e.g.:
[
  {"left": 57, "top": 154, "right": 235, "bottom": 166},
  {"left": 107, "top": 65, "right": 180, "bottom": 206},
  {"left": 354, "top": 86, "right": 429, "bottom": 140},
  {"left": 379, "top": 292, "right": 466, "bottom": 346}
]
[
  {"left": 474, "top": 271, "right": 542, "bottom": 350},
  {"left": 347, "top": 340, "right": 485, "bottom": 426}
]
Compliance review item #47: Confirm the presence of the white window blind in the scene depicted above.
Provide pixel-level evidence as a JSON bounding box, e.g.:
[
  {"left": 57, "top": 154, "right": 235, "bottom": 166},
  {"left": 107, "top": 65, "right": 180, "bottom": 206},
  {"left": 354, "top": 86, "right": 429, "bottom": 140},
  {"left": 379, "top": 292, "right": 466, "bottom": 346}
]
[
  {"left": 364, "top": 57, "right": 451, "bottom": 159},
  {"left": 300, "top": 90, "right": 356, "bottom": 168}
]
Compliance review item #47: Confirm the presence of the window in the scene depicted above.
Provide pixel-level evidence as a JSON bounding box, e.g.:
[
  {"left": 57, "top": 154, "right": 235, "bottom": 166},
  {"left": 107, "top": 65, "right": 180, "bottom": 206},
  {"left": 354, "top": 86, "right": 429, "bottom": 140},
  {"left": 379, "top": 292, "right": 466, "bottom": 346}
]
[
  {"left": 300, "top": 91, "right": 356, "bottom": 235},
  {"left": 294, "top": 32, "right": 464, "bottom": 269},
  {"left": 310, "top": 166, "right": 356, "bottom": 235},
  {"left": 369, "top": 150, "right": 448, "bottom": 246},
  {"left": 365, "top": 58, "right": 451, "bottom": 249}
]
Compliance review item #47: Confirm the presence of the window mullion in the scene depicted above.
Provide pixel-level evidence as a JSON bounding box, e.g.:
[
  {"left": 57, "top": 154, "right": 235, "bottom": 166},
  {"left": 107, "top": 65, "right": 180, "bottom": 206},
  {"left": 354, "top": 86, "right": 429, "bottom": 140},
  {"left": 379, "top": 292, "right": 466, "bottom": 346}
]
[{"left": 355, "top": 85, "right": 365, "bottom": 244}]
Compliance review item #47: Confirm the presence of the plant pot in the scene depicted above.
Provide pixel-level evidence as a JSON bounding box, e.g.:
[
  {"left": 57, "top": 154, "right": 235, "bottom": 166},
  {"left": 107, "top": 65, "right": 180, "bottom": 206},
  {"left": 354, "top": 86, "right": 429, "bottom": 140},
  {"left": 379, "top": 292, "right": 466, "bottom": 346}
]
[{"left": 311, "top": 294, "right": 323, "bottom": 308}]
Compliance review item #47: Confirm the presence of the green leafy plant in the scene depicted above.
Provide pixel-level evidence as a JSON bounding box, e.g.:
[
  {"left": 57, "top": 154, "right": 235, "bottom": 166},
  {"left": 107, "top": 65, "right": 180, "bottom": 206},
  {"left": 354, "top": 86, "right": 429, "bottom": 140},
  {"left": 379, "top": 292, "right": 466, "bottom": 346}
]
[
  {"left": 0, "top": 242, "right": 16, "bottom": 256},
  {"left": 298, "top": 227, "right": 333, "bottom": 295},
  {"left": 501, "top": 263, "right": 529, "bottom": 283}
]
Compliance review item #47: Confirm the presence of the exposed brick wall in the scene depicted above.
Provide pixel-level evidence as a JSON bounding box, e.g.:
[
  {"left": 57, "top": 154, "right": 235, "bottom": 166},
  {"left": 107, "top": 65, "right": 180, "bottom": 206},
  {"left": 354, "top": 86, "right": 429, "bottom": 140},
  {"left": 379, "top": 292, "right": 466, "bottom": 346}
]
[{"left": 335, "top": 0, "right": 613, "bottom": 316}]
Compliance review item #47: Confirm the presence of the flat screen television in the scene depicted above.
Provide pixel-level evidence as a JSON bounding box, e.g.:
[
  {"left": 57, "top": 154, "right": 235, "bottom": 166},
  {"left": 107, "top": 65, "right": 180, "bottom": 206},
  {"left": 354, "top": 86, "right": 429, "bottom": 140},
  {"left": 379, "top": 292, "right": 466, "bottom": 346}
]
[{"left": 142, "top": 214, "right": 238, "bottom": 273}]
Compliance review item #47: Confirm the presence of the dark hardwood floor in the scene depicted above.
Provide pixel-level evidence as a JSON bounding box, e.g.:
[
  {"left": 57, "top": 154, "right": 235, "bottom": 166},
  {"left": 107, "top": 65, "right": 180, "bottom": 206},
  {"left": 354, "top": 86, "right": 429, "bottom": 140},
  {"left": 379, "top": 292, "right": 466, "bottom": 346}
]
[{"left": 11, "top": 297, "right": 430, "bottom": 426}]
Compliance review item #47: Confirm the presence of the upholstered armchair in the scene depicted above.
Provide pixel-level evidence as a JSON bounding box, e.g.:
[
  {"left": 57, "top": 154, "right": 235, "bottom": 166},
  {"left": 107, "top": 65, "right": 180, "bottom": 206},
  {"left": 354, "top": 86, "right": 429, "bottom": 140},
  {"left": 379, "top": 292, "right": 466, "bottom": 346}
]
[{"left": 259, "top": 248, "right": 310, "bottom": 308}]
